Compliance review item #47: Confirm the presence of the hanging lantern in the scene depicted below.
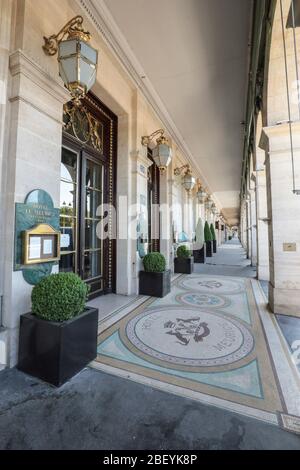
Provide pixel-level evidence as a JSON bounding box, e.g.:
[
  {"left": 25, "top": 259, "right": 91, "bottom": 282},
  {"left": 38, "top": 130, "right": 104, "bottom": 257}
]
[
  {"left": 174, "top": 164, "right": 195, "bottom": 192},
  {"left": 43, "top": 16, "right": 98, "bottom": 104},
  {"left": 205, "top": 197, "right": 213, "bottom": 210},
  {"left": 141, "top": 129, "right": 172, "bottom": 172},
  {"left": 182, "top": 167, "right": 196, "bottom": 192},
  {"left": 152, "top": 135, "right": 172, "bottom": 172},
  {"left": 196, "top": 187, "right": 207, "bottom": 204}
]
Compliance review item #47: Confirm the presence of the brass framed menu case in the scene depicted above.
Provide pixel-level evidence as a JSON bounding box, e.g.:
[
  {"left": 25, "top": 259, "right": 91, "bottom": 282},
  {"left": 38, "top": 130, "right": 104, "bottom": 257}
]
[{"left": 23, "top": 224, "right": 60, "bottom": 265}]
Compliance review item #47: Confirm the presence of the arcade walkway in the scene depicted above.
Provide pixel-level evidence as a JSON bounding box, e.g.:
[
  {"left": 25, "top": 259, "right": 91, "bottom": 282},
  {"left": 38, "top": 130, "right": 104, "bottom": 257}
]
[
  {"left": 195, "top": 238, "right": 256, "bottom": 278},
  {"left": 0, "top": 241, "right": 299, "bottom": 450}
]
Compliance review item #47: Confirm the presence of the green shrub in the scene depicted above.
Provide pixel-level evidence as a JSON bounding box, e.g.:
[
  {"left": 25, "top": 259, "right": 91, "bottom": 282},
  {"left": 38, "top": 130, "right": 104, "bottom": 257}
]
[
  {"left": 204, "top": 221, "right": 213, "bottom": 242},
  {"left": 210, "top": 223, "right": 216, "bottom": 241},
  {"left": 31, "top": 273, "right": 90, "bottom": 322},
  {"left": 143, "top": 252, "right": 166, "bottom": 273},
  {"left": 177, "top": 245, "right": 191, "bottom": 259}
]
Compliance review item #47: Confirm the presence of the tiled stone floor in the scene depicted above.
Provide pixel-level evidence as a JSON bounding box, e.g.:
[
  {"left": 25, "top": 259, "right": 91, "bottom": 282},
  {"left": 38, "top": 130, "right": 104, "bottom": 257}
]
[
  {"left": 0, "top": 239, "right": 300, "bottom": 449},
  {"left": 87, "top": 293, "right": 139, "bottom": 323},
  {"left": 94, "top": 256, "right": 300, "bottom": 429}
]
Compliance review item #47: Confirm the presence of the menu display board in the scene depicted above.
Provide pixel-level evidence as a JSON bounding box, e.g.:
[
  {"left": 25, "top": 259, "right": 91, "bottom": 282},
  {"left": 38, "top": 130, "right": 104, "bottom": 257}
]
[{"left": 23, "top": 224, "right": 60, "bottom": 265}]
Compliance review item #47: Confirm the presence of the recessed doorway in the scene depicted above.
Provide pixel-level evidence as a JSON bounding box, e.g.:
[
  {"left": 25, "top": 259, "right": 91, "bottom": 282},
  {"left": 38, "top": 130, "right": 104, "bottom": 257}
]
[{"left": 59, "top": 94, "right": 117, "bottom": 298}]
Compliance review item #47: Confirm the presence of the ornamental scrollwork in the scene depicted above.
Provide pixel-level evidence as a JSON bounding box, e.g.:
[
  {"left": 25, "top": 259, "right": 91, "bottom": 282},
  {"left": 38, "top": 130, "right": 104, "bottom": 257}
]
[{"left": 63, "top": 102, "right": 103, "bottom": 153}]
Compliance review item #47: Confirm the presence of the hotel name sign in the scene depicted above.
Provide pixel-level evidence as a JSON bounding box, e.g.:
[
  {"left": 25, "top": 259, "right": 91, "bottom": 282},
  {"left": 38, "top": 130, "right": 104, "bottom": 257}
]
[{"left": 14, "top": 190, "right": 60, "bottom": 285}]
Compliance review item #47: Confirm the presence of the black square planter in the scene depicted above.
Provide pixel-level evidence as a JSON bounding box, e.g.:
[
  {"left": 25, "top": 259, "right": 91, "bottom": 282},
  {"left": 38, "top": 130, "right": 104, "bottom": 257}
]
[
  {"left": 213, "top": 240, "right": 217, "bottom": 253},
  {"left": 193, "top": 245, "right": 206, "bottom": 264},
  {"left": 139, "top": 269, "right": 171, "bottom": 298},
  {"left": 174, "top": 257, "right": 194, "bottom": 274},
  {"left": 18, "top": 307, "right": 98, "bottom": 387},
  {"left": 206, "top": 241, "right": 213, "bottom": 257}
]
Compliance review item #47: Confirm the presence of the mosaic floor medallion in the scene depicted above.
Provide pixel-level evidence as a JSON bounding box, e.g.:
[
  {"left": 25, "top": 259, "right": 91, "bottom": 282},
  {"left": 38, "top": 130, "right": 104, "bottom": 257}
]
[
  {"left": 178, "top": 276, "right": 243, "bottom": 294},
  {"left": 94, "top": 274, "right": 289, "bottom": 420},
  {"left": 125, "top": 307, "right": 254, "bottom": 367},
  {"left": 176, "top": 292, "right": 229, "bottom": 309}
]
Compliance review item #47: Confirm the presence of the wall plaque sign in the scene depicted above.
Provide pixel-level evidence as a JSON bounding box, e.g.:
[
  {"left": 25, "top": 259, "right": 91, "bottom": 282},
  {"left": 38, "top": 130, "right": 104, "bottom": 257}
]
[
  {"left": 283, "top": 243, "right": 297, "bottom": 252},
  {"left": 14, "top": 190, "right": 60, "bottom": 285}
]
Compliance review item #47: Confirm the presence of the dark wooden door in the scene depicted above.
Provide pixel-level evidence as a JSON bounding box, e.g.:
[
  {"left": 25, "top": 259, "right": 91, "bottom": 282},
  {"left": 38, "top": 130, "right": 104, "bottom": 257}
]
[
  {"left": 147, "top": 149, "right": 160, "bottom": 252},
  {"left": 60, "top": 93, "right": 117, "bottom": 297}
]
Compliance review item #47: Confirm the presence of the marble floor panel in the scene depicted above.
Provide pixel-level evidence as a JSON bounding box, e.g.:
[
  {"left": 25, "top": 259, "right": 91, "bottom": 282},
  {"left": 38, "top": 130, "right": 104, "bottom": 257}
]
[
  {"left": 92, "top": 273, "right": 300, "bottom": 432},
  {"left": 87, "top": 293, "right": 139, "bottom": 324}
]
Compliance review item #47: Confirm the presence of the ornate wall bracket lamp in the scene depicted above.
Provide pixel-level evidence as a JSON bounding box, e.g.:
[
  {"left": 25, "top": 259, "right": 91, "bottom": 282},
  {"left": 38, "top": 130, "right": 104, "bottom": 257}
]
[
  {"left": 141, "top": 129, "right": 172, "bottom": 172},
  {"left": 174, "top": 164, "right": 196, "bottom": 193},
  {"left": 196, "top": 180, "right": 207, "bottom": 203},
  {"left": 205, "top": 196, "right": 214, "bottom": 210},
  {"left": 43, "top": 15, "right": 98, "bottom": 105}
]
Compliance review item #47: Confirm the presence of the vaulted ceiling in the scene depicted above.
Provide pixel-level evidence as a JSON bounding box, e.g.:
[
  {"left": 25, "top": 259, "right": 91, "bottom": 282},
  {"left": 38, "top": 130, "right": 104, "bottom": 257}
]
[{"left": 100, "top": 0, "right": 252, "bottom": 225}]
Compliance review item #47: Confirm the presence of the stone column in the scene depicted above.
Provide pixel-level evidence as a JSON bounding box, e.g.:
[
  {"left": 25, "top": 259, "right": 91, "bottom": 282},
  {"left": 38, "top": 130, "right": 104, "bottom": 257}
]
[
  {"left": 182, "top": 187, "right": 189, "bottom": 236},
  {"left": 2, "top": 50, "right": 69, "bottom": 366},
  {"left": 192, "top": 191, "right": 198, "bottom": 240},
  {"left": 245, "top": 197, "right": 252, "bottom": 259},
  {"left": 255, "top": 166, "right": 270, "bottom": 280},
  {"left": 130, "top": 148, "right": 153, "bottom": 291},
  {"left": 0, "top": 0, "right": 14, "bottom": 367},
  {"left": 159, "top": 164, "right": 172, "bottom": 268},
  {"left": 217, "top": 220, "right": 222, "bottom": 246},
  {"left": 116, "top": 113, "right": 132, "bottom": 296},
  {"left": 261, "top": 123, "right": 300, "bottom": 316},
  {"left": 240, "top": 200, "right": 247, "bottom": 249},
  {"left": 249, "top": 187, "right": 257, "bottom": 266},
  {"left": 168, "top": 175, "right": 176, "bottom": 268}
]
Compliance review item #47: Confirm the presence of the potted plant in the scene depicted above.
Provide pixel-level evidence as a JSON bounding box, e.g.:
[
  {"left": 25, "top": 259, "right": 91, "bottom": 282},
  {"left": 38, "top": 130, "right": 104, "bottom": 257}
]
[
  {"left": 204, "top": 221, "right": 213, "bottom": 257},
  {"left": 210, "top": 223, "right": 217, "bottom": 253},
  {"left": 174, "top": 245, "right": 194, "bottom": 274},
  {"left": 139, "top": 252, "right": 171, "bottom": 298},
  {"left": 18, "top": 273, "right": 98, "bottom": 387},
  {"left": 193, "top": 217, "right": 206, "bottom": 263}
]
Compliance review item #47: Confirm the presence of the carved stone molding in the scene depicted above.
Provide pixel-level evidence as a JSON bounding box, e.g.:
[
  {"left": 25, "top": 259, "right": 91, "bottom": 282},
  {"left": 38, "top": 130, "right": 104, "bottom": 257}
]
[
  {"left": 131, "top": 149, "right": 153, "bottom": 178},
  {"left": 9, "top": 50, "right": 70, "bottom": 121}
]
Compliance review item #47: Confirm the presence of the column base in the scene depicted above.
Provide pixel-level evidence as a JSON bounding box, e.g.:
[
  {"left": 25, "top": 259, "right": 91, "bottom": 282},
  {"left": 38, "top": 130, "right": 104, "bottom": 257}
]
[
  {"left": 0, "top": 326, "right": 19, "bottom": 368},
  {"left": 257, "top": 264, "right": 270, "bottom": 282},
  {"left": 0, "top": 328, "right": 8, "bottom": 368},
  {"left": 269, "top": 284, "right": 300, "bottom": 317}
]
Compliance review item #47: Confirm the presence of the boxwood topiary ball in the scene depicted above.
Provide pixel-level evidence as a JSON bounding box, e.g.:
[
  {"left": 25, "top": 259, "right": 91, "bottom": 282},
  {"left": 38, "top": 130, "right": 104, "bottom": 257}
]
[
  {"left": 143, "top": 252, "right": 166, "bottom": 273},
  {"left": 176, "top": 245, "right": 191, "bottom": 259},
  {"left": 31, "top": 273, "right": 90, "bottom": 322}
]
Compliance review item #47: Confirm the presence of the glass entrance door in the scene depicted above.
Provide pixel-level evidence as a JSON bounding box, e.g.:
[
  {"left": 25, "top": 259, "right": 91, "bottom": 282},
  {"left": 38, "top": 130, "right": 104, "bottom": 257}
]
[
  {"left": 81, "top": 154, "right": 103, "bottom": 293},
  {"left": 147, "top": 149, "right": 160, "bottom": 252},
  {"left": 60, "top": 146, "right": 105, "bottom": 297},
  {"left": 60, "top": 93, "right": 117, "bottom": 297},
  {"left": 60, "top": 146, "right": 79, "bottom": 275}
]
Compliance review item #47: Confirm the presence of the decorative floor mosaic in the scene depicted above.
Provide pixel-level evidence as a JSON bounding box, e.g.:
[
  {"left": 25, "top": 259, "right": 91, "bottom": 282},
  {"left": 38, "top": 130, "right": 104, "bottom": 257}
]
[{"left": 92, "top": 274, "right": 300, "bottom": 429}]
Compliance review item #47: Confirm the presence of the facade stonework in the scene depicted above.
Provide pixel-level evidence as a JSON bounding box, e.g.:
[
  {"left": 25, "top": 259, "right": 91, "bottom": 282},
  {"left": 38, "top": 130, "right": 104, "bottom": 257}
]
[{"left": 0, "top": 0, "right": 225, "bottom": 368}]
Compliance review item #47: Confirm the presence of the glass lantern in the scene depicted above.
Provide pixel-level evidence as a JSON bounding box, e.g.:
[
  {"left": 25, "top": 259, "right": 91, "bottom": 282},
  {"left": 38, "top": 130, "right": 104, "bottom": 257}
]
[
  {"left": 152, "top": 137, "right": 172, "bottom": 172},
  {"left": 58, "top": 37, "right": 98, "bottom": 103},
  {"left": 197, "top": 188, "right": 207, "bottom": 204},
  {"left": 182, "top": 169, "right": 196, "bottom": 192}
]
